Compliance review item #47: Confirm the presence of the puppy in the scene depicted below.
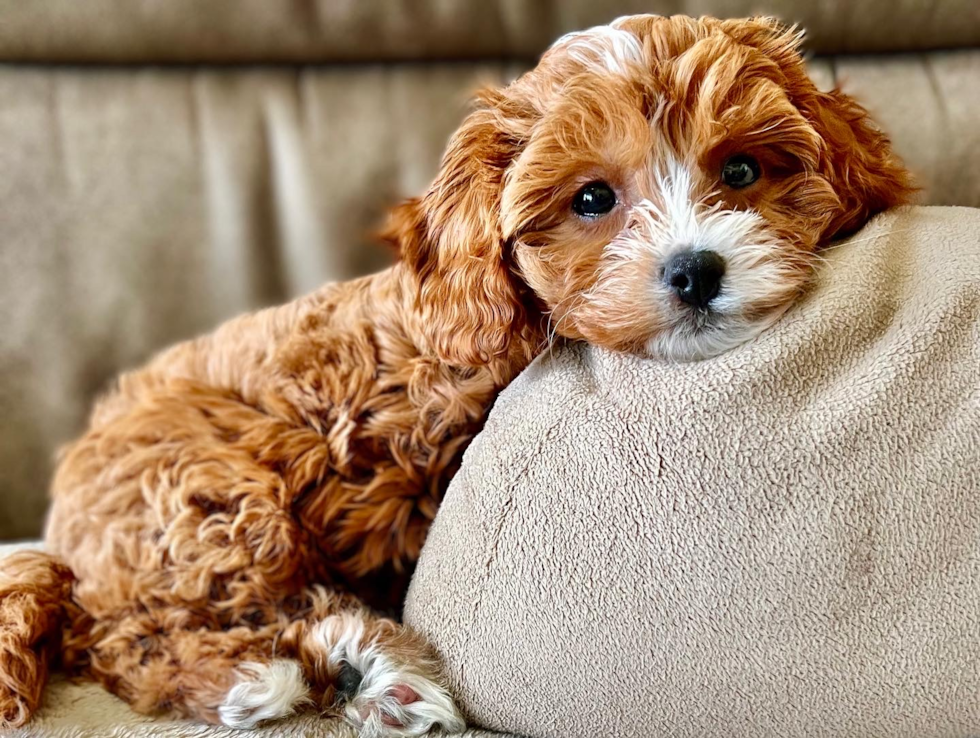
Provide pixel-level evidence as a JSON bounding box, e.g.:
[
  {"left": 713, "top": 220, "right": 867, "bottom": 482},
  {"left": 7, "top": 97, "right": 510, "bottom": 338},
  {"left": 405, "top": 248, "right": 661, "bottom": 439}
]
[{"left": 0, "top": 14, "right": 912, "bottom": 737}]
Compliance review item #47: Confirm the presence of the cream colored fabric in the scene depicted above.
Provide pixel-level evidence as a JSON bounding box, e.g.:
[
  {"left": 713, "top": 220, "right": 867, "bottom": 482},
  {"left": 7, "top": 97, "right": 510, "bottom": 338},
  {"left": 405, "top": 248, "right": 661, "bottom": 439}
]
[
  {"left": 0, "top": 541, "right": 516, "bottom": 737},
  {"left": 405, "top": 207, "right": 980, "bottom": 737},
  {"left": 10, "top": 678, "right": 510, "bottom": 738},
  {"left": 2, "top": 49, "right": 980, "bottom": 540},
  {"left": 0, "top": 0, "right": 976, "bottom": 62}
]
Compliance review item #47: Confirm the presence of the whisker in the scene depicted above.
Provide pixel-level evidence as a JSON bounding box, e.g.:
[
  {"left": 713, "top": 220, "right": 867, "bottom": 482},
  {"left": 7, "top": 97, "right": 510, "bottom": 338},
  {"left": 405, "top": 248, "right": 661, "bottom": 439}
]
[
  {"left": 543, "top": 291, "right": 588, "bottom": 354},
  {"left": 542, "top": 292, "right": 580, "bottom": 353}
]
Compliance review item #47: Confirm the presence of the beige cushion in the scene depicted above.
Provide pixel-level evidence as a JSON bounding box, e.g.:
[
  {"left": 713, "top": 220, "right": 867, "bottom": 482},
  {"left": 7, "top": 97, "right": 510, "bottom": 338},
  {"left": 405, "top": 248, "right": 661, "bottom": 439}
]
[
  {"left": 0, "top": 0, "right": 976, "bottom": 62},
  {"left": 405, "top": 206, "right": 980, "bottom": 737}
]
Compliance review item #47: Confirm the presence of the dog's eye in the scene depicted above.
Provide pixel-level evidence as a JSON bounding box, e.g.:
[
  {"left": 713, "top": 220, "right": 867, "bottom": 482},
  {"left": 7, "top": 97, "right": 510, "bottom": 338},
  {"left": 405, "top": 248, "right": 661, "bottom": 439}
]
[
  {"left": 572, "top": 181, "right": 617, "bottom": 218},
  {"left": 721, "top": 155, "right": 761, "bottom": 189}
]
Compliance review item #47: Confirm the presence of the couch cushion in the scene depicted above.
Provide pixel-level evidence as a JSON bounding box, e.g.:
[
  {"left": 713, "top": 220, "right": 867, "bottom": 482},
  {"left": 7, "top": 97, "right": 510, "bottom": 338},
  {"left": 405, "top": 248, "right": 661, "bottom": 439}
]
[
  {"left": 0, "top": 540, "right": 516, "bottom": 737},
  {"left": 0, "top": 0, "right": 976, "bottom": 63},
  {"left": 405, "top": 206, "right": 980, "bottom": 737},
  {"left": 15, "top": 676, "right": 511, "bottom": 738}
]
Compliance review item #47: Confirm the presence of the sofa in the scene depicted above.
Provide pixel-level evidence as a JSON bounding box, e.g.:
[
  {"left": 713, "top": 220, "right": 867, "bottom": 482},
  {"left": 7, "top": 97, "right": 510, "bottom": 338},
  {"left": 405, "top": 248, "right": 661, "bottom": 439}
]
[{"left": 0, "top": 1, "right": 978, "bottom": 735}]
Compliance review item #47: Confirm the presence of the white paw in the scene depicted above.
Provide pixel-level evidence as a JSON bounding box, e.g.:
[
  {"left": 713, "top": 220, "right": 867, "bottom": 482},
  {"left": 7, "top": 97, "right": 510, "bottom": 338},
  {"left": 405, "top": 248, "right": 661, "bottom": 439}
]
[
  {"left": 347, "top": 670, "right": 465, "bottom": 738},
  {"left": 309, "top": 613, "right": 465, "bottom": 737},
  {"left": 218, "top": 659, "right": 310, "bottom": 729}
]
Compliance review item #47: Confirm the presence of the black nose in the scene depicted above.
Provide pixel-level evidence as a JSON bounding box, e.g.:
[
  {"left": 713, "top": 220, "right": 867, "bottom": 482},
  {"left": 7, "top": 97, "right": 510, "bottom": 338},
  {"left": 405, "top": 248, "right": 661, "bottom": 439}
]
[{"left": 662, "top": 249, "right": 726, "bottom": 309}]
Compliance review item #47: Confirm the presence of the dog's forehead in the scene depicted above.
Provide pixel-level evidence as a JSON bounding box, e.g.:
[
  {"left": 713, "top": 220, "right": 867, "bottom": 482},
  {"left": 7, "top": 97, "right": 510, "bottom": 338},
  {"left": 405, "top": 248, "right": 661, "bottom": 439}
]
[
  {"left": 535, "top": 21, "right": 801, "bottom": 131},
  {"left": 547, "top": 20, "right": 646, "bottom": 75},
  {"left": 545, "top": 16, "right": 742, "bottom": 70},
  {"left": 540, "top": 17, "right": 773, "bottom": 103}
]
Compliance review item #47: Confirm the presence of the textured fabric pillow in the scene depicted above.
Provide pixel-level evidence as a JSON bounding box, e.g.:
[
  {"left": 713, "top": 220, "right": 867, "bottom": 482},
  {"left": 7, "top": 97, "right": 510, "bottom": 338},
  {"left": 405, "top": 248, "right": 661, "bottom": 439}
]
[{"left": 405, "top": 206, "right": 980, "bottom": 738}]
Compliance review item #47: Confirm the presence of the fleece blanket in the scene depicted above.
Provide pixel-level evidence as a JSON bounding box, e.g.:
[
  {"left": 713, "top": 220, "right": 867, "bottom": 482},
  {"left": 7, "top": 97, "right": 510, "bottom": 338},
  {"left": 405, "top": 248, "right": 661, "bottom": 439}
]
[{"left": 405, "top": 206, "right": 980, "bottom": 738}]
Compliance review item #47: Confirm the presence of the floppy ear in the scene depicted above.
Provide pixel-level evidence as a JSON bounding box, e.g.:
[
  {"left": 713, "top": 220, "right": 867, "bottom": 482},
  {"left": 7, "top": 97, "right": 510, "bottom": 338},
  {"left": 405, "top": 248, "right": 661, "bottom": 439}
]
[
  {"left": 800, "top": 88, "right": 917, "bottom": 236},
  {"left": 723, "top": 16, "right": 916, "bottom": 237},
  {"left": 382, "top": 88, "right": 538, "bottom": 367}
]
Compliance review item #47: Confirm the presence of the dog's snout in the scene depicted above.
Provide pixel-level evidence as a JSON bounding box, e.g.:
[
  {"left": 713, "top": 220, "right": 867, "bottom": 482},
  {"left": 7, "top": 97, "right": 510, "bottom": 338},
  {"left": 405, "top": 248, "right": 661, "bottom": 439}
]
[{"left": 663, "top": 249, "right": 726, "bottom": 309}]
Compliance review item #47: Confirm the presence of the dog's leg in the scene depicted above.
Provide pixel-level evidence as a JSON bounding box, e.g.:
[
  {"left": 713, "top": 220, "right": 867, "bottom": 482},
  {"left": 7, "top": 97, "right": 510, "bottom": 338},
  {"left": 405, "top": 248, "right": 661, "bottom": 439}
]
[
  {"left": 217, "top": 659, "right": 311, "bottom": 728},
  {"left": 81, "top": 598, "right": 463, "bottom": 734},
  {"left": 0, "top": 551, "right": 75, "bottom": 728},
  {"left": 85, "top": 612, "right": 310, "bottom": 728},
  {"left": 299, "top": 609, "right": 464, "bottom": 738}
]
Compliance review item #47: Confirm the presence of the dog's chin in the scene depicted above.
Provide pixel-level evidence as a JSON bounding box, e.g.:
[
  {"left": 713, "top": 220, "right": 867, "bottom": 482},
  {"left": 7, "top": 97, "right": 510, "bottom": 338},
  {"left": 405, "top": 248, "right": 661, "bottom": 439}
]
[{"left": 643, "top": 308, "right": 777, "bottom": 362}]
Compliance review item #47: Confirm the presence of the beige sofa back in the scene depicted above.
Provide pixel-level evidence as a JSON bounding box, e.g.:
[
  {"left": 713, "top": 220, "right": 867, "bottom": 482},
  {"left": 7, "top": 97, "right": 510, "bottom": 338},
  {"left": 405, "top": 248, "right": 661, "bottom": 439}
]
[{"left": 1, "top": 0, "right": 979, "bottom": 539}]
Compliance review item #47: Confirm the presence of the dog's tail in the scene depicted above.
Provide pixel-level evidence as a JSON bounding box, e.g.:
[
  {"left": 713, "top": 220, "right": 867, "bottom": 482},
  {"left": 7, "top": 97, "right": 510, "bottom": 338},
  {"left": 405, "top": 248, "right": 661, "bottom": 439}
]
[{"left": 0, "top": 550, "right": 75, "bottom": 728}]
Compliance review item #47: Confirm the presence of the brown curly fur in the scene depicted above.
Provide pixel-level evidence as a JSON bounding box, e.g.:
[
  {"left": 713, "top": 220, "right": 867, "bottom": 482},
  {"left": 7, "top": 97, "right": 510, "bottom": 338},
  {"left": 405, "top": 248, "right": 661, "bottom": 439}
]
[
  {"left": 0, "top": 553, "right": 75, "bottom": 726},
  {"left": 0, "top": 15, "right": 912, "bottom": 732}
]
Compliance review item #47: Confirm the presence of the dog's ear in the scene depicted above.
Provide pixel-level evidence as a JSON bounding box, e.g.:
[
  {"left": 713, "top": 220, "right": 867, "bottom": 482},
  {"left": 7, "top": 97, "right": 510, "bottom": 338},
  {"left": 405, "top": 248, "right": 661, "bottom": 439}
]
[
  {"left": 382, "top": 88, "right": 538, "bottom": 367},
  {"left": 800, "top": 88, "right": 916, "bottom": 237},
  {"left": 723, "top": 16, "right": 916, "bottom": 238}
]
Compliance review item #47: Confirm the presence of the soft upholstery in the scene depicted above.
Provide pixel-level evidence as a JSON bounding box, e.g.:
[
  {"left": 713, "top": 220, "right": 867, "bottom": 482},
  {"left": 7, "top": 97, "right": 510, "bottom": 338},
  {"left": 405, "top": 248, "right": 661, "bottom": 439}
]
[
  {"left": 405, "top": 207, "right": 980, "bottom": 738},
  {"left": 2, "top": 1, "right": 980, "bottom": 540}
]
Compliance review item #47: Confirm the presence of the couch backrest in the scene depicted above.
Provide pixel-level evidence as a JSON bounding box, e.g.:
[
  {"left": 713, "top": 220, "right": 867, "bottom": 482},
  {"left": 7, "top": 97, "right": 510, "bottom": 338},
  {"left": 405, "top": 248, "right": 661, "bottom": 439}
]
[{"left": 2, "top": 0, "right": 978, "bottom": 62}]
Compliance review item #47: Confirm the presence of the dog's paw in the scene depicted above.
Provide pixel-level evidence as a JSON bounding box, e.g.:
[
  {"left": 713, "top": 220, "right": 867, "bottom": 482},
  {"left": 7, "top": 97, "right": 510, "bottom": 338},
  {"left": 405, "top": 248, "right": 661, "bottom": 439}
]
[
  {"left": 343, "top": 664, "right": 464, "bottom": 738},
  {"left": 309, "top": 613, "right": 465, "bottom": 737},
  {"left": 218, "top": 659, "right": 310, "bottom": 729}
]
